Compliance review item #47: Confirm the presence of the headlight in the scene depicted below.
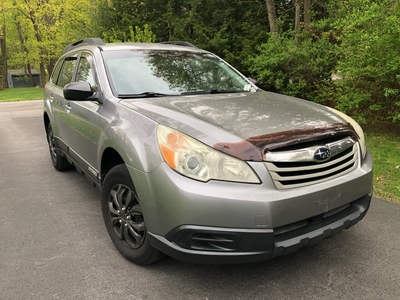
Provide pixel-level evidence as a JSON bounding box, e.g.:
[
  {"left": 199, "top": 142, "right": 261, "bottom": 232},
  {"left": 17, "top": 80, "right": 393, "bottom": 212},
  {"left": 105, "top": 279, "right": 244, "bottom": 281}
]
[
  {"left": 156, "top": 125, "right": 260, "bottom": 183},
  {"left": 327, "top": 107, "right": 367, "bottom": 158}
]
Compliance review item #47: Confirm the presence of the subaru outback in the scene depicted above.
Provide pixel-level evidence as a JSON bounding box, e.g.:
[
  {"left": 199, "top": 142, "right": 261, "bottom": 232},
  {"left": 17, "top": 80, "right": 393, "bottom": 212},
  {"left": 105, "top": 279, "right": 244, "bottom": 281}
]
[{"left": 43, "top": 38, "right": 373, "bottom": 265}]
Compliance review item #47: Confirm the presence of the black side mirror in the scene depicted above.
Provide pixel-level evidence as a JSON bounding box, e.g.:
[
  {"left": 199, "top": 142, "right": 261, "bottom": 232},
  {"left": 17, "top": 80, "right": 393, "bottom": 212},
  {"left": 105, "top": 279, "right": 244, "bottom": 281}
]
[{"left": 63, "top": 82, "right": 95, "bottom": 101}]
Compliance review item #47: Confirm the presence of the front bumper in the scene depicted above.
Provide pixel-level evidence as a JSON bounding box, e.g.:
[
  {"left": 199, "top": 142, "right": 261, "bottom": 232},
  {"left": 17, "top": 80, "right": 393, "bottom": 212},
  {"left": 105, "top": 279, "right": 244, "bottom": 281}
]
[
  {"left": 129, "top": 151, "right": 373, "bottom": 236},
  {"left": 148, "top": 193, "right": 371, "bottom": 264}
]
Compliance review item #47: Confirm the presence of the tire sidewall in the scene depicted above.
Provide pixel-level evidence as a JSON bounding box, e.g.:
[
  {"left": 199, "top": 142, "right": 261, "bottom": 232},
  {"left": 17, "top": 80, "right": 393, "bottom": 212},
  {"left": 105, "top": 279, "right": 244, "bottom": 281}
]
[{"left": 46, "top": 123, "right": 60, "bottom": 169}]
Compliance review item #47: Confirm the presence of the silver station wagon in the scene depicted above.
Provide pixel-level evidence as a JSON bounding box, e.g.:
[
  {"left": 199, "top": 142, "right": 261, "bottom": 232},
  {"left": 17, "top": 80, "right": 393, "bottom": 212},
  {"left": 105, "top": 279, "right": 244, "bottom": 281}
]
[{"left": 43, "top": 38, "right": 373, "bottom": 265}]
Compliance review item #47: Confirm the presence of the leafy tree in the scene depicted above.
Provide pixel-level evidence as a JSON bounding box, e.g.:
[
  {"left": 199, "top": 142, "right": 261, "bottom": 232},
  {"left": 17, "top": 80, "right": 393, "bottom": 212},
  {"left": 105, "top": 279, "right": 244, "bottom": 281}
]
[
  {"left": 1, "top": 0, "right": 398, "bottom": 125},
  {"left": 248, "top": 31, "right": 336, "bottom": 104},
  {"left": 0, "top": 25, "right": 7, "bottom": 89},
  {"left": 95, "top": 0, "right": 269, "bottom": 75},
  {"left": 249, "top": 0, "right": 400, "bottom": 124},
  {"left": 102, "top": 25, "right": 156, "bottom": 43},
  {"left": 7, "top": 0, "right": 96, "bottom": 86},
  {"left": 248, "top": 1, "right": 337, "bottom": 103},
  {"left": 94, "top": 0, "right": 150, "bottom": 42},
  {"left": 331, "top": 0, "right": 400, "bottom": 123},
  {"left": 0, "top": 0, "right": 11, "bottom": 89}
]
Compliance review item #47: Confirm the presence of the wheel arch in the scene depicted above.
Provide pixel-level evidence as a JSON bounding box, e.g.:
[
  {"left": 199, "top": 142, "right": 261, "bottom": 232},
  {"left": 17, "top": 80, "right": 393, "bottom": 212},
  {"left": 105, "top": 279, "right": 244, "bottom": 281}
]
[
  {"left": 43, "top": 112, "right": 50, "bottom": 133},
  {"left": 100, "top": 147, "right": 125, "bottom": 183}
]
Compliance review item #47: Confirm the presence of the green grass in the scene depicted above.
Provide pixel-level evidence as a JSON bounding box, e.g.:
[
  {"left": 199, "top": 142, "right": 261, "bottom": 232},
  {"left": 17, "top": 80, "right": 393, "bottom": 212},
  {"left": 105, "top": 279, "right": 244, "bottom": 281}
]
[
  {"left": 365, "top": 131, "right": 400, "bottom": 204},
  {"left": 0, "top": 87, "right": 44, "bottom": 102}
]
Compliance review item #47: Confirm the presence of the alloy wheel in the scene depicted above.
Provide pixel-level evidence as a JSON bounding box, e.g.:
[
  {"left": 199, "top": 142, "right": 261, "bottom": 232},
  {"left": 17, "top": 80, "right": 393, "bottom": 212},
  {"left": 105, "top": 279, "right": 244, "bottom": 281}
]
[
  {"left": 107, "top": 184, "right": 145, "bottom": 249},
  {"left": 47, "top": 127, "right": 57, "bottom": 163}
]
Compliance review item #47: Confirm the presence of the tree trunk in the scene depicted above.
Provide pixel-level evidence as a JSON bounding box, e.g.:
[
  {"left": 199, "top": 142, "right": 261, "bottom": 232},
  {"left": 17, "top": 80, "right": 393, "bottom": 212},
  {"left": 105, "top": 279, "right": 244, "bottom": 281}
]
[
  {"left": 304, "top": 0, "right": 311, "bottom": 29},
  {"left": 26, "top": 64, "right": 35, "bottom": 87},
  {"left": 0, "top": 24, "right": 8, "bottom": 89},
  {"left": 46, "top": 58, "right": 56, "bottom": 79},
  {"left": 15, "top": 21, "right": 35, "bottom": 87},
  {"left": 38, "top": 61, "right": 46, "bottom": 88},
  {"left": 294, "top": 0, "right": 301, "bottom": 31},
  {"left": 265, "top": 0, "right": 278, "bottom": 34},
  {"left": 28, "top": 8, "right": 47, "bottom": 87}
]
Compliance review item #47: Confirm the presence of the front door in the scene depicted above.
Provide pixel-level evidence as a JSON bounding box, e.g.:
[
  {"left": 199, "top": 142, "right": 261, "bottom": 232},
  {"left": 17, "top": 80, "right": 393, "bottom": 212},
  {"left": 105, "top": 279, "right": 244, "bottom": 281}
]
[{"left": 65, "top": 54, "right": 102, "bottom": 182}]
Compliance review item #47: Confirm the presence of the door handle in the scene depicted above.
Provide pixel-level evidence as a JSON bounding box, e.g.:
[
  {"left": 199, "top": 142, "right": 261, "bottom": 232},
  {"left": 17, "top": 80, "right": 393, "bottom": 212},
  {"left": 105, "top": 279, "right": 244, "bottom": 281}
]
[
  {"left": 49, "top": 95, "right": 54, "bottom": 102},
  {"left": 65, "top": 104, "right": 72, "bottom": 112}
]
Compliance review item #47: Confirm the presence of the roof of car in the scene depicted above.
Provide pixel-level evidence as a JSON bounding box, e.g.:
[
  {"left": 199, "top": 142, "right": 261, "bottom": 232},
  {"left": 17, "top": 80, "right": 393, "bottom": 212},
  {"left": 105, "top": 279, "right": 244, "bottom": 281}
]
[
  {"left": 63, "top": 38, "right": 207, "bottom": 54},
  {"left": 100, "top": 42, "right": 207, "bottom": 52}
]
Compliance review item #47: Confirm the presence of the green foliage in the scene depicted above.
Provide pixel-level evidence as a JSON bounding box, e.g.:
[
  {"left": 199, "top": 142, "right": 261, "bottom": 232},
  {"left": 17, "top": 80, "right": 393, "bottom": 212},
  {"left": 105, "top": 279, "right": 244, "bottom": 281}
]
[
  {"left": 95, "top": 0, "right": 269, "bottom": 75},
  {"left": 2, "top": 0, "right": 400, "bottom": 124},
  {"left": 6, "top": 0, "right": 97, "bottom": 84},
  {"left": 248, "top": 32, "right": 336, "bottom": 103},
  {"left": 331, "top": 0, "right": 400, "bottom": 123},
  {"left": 154, "top": 0, "right": 269, "bottom": 73},
  {"left": 102, "top": 25, "right": 156, "bottom": 43},
  {"left": 248, "top": 0, "right": 400, "bottom": 124},
  {"left": 95, "top": 0, "right": 153, "bottom": 42}
]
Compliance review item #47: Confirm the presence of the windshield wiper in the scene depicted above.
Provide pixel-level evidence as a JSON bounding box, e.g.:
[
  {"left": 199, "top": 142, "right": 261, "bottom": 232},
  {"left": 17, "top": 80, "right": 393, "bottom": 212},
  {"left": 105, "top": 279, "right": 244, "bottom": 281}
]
[
  {"left": 180, "top": 90, "right": 209, "bottom": 95},
  {"left": 210, "top": 89, "right": 245, "bottom": 94},
  {"left": 181, "top": 89, "right": 245, "bottom": 95},
  {"left": 118, "top": 92, "right": 179, "bottom": 99}
]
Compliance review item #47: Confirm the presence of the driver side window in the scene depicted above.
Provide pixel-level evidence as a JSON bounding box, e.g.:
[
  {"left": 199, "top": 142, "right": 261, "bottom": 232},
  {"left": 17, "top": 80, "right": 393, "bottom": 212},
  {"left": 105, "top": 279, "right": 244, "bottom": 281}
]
[
  {"left": 76, "top": 56, "right": 97, "bottom": 91},
  {"left": 58, "top": 57, "right": 77, "bottom": 88}
]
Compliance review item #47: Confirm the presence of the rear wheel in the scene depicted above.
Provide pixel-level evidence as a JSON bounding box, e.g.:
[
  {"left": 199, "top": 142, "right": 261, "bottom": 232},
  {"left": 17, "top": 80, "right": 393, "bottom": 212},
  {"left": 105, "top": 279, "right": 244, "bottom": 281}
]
[
  {"left": 46, "top": 123, "right": 71, "bottom": 171},
  {"left": 102, "top": 164, "right": 164, "bottom": 265}
]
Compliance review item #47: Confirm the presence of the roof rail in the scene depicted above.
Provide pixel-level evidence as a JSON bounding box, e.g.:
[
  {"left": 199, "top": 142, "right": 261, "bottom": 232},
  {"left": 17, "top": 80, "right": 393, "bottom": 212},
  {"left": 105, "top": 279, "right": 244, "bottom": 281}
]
[
  {"left": 63, "top": 38, "right": 106, "bottom": 54},
  {"left": 159, "top": 41, "right": 198, "bottom": 49}
]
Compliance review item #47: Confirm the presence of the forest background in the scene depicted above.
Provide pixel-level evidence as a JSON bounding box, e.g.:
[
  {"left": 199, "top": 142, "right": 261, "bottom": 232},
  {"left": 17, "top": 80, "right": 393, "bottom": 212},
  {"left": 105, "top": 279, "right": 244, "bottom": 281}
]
[
  {"left": 1, "top": 0, "right": 400, "bottom": 124},
  {"left": 0, "top": 0, "right": 399, "bottom": 202}
]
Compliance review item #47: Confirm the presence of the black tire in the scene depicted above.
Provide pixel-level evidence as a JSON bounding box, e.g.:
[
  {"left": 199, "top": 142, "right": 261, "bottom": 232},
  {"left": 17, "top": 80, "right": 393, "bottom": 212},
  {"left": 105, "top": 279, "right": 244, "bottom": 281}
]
[
  {"left": 102, "top": 164, "right": 164, "bottom": 265},
  {"left": 46, "top": 123, "right": 72, "bottom": 171}
]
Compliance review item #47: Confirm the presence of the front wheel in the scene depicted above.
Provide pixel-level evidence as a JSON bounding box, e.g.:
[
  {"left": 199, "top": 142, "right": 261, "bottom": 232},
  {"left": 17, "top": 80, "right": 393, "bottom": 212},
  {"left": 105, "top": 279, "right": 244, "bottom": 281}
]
[{"left": 101, "top": 164, "right": 164, "bottom": 265}]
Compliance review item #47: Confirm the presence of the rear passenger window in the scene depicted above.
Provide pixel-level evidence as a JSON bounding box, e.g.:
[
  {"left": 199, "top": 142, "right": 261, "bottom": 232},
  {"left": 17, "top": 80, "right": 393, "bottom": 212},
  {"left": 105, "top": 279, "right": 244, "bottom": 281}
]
[
  {"left": 50, "top": 60, "right": 63, "bottom": 84},
  {"left": 58, "top": 57, "right": 77, "bottom": 88}
]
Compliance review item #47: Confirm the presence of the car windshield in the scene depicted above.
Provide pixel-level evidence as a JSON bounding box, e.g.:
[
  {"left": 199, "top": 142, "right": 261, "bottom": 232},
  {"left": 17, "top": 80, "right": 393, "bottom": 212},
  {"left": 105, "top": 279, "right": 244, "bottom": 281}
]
[{"left": 102, "top": 50, "right": 253, "bottom": 97}]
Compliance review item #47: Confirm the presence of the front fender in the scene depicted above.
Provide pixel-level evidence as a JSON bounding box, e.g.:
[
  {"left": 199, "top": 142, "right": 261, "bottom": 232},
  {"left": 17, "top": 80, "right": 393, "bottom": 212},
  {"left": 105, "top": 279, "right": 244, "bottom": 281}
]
[{"left": 97, "top": 106, "right": 163, "bottom": 174}]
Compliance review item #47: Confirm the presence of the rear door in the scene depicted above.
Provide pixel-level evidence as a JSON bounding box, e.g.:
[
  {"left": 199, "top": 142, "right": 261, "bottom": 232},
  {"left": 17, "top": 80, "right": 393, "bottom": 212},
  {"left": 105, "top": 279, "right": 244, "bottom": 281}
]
[{"left": 48, "top": 54, "right": 78, "bottom": 153}]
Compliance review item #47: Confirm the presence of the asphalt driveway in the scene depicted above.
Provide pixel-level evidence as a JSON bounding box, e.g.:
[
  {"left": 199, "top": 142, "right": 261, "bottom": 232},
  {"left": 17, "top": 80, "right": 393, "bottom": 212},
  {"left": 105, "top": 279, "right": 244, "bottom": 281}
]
[{"left": 1, "top": 100, "right": 399, "bottom": 300}]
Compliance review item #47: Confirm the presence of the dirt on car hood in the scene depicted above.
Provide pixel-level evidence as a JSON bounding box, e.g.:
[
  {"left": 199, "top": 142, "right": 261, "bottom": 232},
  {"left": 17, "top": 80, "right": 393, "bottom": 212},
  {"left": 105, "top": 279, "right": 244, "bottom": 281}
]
[{"left": 120, "top": 91, "right": 355, "bottom": 160}]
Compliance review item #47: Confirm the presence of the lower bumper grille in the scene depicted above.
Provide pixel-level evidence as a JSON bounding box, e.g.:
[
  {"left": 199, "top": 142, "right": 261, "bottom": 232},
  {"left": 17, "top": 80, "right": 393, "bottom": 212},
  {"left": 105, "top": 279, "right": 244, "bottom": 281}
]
[{"left": 189, "top": 233, "right": 238, "bottom": 252}]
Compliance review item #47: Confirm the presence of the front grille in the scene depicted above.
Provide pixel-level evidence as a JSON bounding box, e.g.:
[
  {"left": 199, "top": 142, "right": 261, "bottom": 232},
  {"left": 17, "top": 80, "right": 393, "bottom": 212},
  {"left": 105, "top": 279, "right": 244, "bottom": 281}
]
[{"left": 265, "top": 137, "right": 359, "bottom": 189}]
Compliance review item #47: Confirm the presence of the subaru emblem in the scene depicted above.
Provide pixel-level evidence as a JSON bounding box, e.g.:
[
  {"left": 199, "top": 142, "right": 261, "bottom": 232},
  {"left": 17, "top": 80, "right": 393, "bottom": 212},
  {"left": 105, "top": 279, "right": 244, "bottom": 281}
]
[{"left": 313, "top": 147, "right": 331, "bottom": 161}]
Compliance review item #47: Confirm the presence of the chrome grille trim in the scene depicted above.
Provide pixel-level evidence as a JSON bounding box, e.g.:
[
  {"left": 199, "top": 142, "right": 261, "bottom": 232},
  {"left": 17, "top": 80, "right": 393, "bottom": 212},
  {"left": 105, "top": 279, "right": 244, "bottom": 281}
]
[
  {"left": 265, "top": 137, "right": 356, "bottom": 162},
  {"left": 268, "top": 150, "right": 357, "bottom": 181},
  {"left": 264, "top": 139, "right": 359, "bottom": 190},
  {"left": 266, "top": 145, "right": 356, "bottom": 172}
]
